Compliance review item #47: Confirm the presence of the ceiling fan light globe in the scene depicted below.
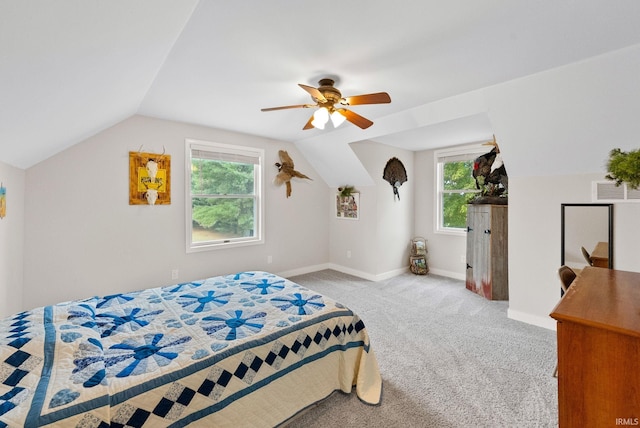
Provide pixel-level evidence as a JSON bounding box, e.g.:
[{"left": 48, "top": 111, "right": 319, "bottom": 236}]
[
  {"left": 311, "top": 118, "right": 325, "bottom": 129},
  {"left": 330, "top": 110, "right": 346, "bottom": 127},
  {"left": 311, "top": 107, "right": 329, "bottom": 129},
  {"left": 314, "top": 107, "right": 329, "bottom": 121}
]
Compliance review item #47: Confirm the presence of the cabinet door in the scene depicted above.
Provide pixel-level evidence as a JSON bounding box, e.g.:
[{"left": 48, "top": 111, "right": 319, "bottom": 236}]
[
  {"left": 466, "top": 206, "right": 491, "bottom": 297},
  {"left": 465, "top": 211, "right": 476, "bottom": 291},
  {"left": 474, "top": 209, "right": 491, "bottom": 297}
]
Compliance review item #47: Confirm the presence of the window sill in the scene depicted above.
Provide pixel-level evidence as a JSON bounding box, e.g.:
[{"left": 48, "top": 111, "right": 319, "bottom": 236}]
[
  {"left": 186, "top": 237, "right": 263, "bottom": 253},
  {"left": 435, "top": 227, "right": 467, "bottom": 237}
]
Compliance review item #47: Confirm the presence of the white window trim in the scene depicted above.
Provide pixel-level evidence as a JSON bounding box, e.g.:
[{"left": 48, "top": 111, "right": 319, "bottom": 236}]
[
  {"left": 185, "top": 138, "right": 265, "bottom": 253},
  {"left": 434, "top": 143, "right": 489, "bottom": 236}
]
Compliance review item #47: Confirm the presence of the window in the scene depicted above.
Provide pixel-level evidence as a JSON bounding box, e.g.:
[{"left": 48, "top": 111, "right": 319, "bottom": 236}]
[
  {"left": 186, "top": 139, "right": 264, "bottom": 252},
  {"left": 435, "top": 144, "right": 487, "bottom": 234}
]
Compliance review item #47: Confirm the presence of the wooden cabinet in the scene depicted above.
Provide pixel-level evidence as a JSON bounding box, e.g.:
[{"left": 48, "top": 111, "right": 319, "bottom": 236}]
[
  {"left": 550, "top": 267, "right": 640, "bottom": 428},
  {"left": 465, "top": 204, "right": 508, "bottom": 300}
]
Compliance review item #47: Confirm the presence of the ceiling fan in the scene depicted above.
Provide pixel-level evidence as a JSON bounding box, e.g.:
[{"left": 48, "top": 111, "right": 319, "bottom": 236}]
[{"left": 261, "top": 78, "right": 391, "bottom": 130}]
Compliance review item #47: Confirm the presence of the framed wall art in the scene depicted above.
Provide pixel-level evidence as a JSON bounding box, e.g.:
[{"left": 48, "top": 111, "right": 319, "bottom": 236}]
[
  {"left": 336, "top": 192, "right": 359, "bottom": 220},
  {"left": 0, "top": 183, "right": 5, "bottom": 219},
  {"left": 129, "top": 150, "right": 171, "bottom": 205}
]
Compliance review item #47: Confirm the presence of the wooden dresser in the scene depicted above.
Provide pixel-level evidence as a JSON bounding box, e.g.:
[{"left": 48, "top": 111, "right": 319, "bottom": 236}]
[{"left": 550, "top": 267, "right": 640, "bottom": 427}]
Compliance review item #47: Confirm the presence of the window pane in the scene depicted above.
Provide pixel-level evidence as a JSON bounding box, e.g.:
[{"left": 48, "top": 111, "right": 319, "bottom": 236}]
[
  {"left": 443, "top": 160, "right": 476, "bottom": 191},
  {"left": 192, "top": 197, "right": 255, "bottom": 242},
  {"left": 191, "top": 158, "right": 255, "bottom": 195},
  {"left": 442, "top": 193, "right": 473, "bottom": 228},
  {"left": 435, "top": 144, "right": 489, "bottom": 233}
]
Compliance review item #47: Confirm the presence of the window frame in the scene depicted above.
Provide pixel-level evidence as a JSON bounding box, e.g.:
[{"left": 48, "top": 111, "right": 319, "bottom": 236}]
[
  {"left": 434, "top": 143, "right": 488, "bottom": 235},
  {"left": 185, "top": 138, "right": 264, "bottom": 253}
]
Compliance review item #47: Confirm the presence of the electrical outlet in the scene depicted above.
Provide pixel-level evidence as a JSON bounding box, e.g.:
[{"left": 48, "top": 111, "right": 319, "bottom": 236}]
[
  {"left": 171, "top": 269, "right": 179, "bottom": 280},
  {"left": 267, "top": 255, "right": 273, "bottom": 264},
  {"left": 460, "top": 254, "right": 466, "bottom": 263},
  {"left": 347, "top": 250, "right": 352, "bottom": 259}
]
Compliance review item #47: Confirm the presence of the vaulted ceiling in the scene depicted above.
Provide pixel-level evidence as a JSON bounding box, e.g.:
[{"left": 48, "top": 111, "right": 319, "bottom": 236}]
[{"left": 2, "top": 1, "right": 640, "bottom": 171}]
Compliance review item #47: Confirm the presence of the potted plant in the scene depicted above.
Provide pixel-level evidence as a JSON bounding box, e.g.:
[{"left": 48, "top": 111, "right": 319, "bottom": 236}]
[
  {"left": 605, "top": 148, "right": 640, "bottom": 189},
  {"left": 338, "top": 185, "right": 356, "bottom": 197}
]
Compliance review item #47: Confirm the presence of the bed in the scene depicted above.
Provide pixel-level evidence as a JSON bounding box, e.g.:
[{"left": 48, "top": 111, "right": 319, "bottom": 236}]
[{"left": 0, "top": 271, "right": 381, "bottom": 427}]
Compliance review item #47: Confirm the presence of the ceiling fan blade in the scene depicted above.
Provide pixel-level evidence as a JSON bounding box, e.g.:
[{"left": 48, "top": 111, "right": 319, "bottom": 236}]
[
  {"left": 298, "top": 84, "right": 327, "bottom": 103},
  {"left": 342, "top": 92, "right": 391, "bottom": 106},
  {"left": 338, "top": 109, "right": 374, "bottom": 129},
  {"left": 261, "top": 104, "right": 315, "bottom": 112},
  {"left": 302, "top": 114, "right": 314, "bottom": 130}
]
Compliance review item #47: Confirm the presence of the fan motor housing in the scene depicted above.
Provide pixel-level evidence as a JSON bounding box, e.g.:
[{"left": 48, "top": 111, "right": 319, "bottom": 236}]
[{"left": 317, "top": 78, "right": 342, "bottom": 105}]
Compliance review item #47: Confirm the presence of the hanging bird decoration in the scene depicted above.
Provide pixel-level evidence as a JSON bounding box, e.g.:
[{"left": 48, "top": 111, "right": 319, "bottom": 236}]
[
  {"left": 274, "top": 150, "right": 311, "bottom": 198},
  {"left": 383, "top": 157, "right": 407, "bottom": 201}
]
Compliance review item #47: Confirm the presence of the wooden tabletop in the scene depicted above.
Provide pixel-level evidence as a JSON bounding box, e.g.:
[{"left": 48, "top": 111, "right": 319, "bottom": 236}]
[{"left": 550, "top": 266, "right": 640, "bottom": 338}]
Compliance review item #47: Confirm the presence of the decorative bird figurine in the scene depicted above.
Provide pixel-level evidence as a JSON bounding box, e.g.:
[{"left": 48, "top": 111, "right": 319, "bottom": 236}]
[{"left": 274, "top": 150, "right": 311, "bottom": 198}]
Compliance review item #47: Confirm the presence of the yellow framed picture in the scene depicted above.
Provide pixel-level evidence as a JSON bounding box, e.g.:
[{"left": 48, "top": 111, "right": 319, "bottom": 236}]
[{"left": 129, "top": 151, "right": 171, "bottom": 205}]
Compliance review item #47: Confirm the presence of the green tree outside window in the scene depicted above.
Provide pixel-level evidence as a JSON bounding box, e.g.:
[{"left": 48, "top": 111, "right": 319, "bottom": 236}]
[
  {"left": 190, "top": 157, "right": 257, "bottom": 243},
  {"left": 441, "top": 160, "right": 478, "bottom": 229}
]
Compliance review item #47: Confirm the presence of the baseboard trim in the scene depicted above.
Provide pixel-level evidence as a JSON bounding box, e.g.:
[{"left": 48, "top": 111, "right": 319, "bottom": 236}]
[
  {"left": 427, "top": 268, "right": 466, "bottom": 281},
  {"left": 276, "top": 263, "right": 332, "bottom": 279},
  {"left": 508, "top": 308, "right": 556, "bottom": 331},
  {"left": 278, "top": 264, "right": 408, "bottom": 282},
  {"left": 327, "top": 264, "right": 409, "bottom": 282}
]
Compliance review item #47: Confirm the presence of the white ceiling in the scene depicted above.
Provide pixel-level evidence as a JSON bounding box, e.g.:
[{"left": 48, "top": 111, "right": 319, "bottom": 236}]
[{"left": 2, "top": 0, "right": 640, "bottom": 169}]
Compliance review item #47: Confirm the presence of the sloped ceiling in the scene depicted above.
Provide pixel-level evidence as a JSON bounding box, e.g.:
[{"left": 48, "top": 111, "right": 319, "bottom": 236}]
[
  {"left": 0, "top": 1, "right": 199, "bottom": 168},
  {"left": 2, "top": 1, "right": 640, "bottom": 177}
]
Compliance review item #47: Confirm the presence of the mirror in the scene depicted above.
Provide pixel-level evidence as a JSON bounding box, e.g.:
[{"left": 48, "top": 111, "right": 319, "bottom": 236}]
[{"left": 561, "top": 204, "right": 614, "bottom": 272}]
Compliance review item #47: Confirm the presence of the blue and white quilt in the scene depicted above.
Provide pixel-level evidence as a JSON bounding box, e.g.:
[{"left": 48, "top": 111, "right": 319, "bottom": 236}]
[{"left": 0, "top": 271, "right": 381, "bottom": 427}]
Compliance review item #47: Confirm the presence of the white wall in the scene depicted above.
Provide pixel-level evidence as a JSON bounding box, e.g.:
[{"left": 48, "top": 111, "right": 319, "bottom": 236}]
[
  {"left": 507, "top": 174, "right": 596, "bottom": 328},
  {"left": 329, "top": 183, "right": 378, "bottom": 275},
  {"left": 328, "top": 141, "right": 414, "bottom": 280},
  {"left": 23, "top": 115, "right": 330, "bottom": 310},
  {"left": 414, "top": 149, "right": 467, "bottom": 279},
  {"left": 16, "top": 43, "right": 640, "bottom": 333},
  {"left": 506, "top": 173, "right": 640, "bottom": 329},
  {"left": 409, "top": 46, "right": 640, "bottom": 330},
  {"left": 487, "top": 45, "right": 640, "bottom": 179},
  {"left": 486, "top": 47, "right": 640, "bottom": 329},
  {"left": 370, "top": 144, "right": 414, "bottom": 276},
  {"left": 0, "top": 161, "right": 25, "bottom": 318},
  {"left": 614, "top": 201, "right": 640, "bottom": 271}
]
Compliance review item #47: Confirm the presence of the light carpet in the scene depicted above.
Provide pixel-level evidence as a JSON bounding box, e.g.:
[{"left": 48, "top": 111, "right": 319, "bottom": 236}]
[{"left": 284, "top": 269, "right": 558, "bottom": 428}]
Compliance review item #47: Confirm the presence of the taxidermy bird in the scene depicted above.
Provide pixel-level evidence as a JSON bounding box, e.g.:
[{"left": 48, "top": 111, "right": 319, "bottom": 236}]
[
  {"left": 473, "top": 138, "right": 508, "bottom": 193},
  {"left": 383, "top": 157, "right": 407, "bottom": 201},
  {"left": 274, "top": 150, "right": 311, "bottom": 198},
  {"left": 472, "top": 147, "right": 498, "bottom": 189}
]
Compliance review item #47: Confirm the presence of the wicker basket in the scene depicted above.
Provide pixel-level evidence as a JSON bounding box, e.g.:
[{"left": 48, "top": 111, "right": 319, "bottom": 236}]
[{"left": 409, "top": 237, "right": 428, "bottom": 275}]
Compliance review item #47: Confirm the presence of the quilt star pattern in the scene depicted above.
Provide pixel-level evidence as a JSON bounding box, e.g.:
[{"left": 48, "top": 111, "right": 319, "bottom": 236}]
[{"left": 0, "top": 271, "right": 381, "bottom": 427}]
